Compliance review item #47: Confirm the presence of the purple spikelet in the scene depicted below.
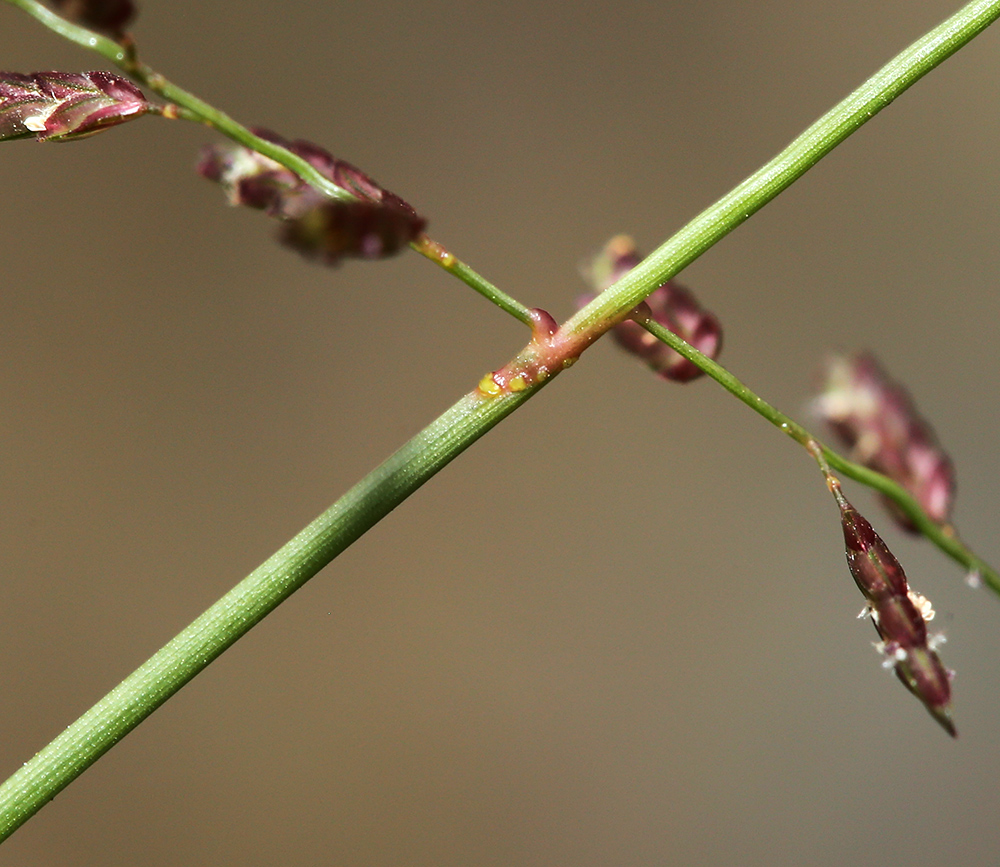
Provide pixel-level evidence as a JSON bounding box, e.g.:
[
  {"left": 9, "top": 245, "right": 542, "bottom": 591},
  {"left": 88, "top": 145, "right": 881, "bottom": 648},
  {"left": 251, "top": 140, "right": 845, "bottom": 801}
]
[
  {"left": 826, "top": 471, "right": 956, "bottom": 736},
  {"left": 581, "top": 236, "right": 722, "bottom": 382},
  {"left": 816, "top": 352, "right": 955, "bottom": 532},
  {"left": 197, "top": 128, "right": 426, "bottom": 265},
  {"left": 0, "top": 71, "right": 148, "bottom": 142}
]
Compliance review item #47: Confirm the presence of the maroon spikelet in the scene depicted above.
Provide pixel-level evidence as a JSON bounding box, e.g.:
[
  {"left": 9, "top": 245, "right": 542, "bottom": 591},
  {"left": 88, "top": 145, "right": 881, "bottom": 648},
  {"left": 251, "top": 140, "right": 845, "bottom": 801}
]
[
  {"left": 197, "top": 129, "right": 426, "bottom": 265},
  {"left": 0, "top": 71, "right": 148, "bottom": 142},
  {"left": 581, "top": 235, "right": 722, "bottom": 382},
  {"left": 816, "top": 352, "right": 955, "bottom": 533},
  {"left": 825, "top": 471, "right": 955, "bottom": 736}
]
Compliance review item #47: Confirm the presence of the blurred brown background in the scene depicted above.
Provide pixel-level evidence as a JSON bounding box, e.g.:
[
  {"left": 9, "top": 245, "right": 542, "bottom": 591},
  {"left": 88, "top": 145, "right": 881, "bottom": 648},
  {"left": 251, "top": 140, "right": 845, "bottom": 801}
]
[{"left": 2, "top": 1, "right": 1000, "bottom": 864}]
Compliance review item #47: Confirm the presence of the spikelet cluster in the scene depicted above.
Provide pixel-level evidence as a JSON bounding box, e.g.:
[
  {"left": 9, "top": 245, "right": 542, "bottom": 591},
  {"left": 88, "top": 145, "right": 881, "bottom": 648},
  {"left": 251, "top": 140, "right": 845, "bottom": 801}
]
[
  {"left": 826, "top": 474, "right": 955, "bottom": 736},
  {"left": 816, "top": 352, "right": 955, "bottom": 532},
  {"left": 198, "top": 129, "right": 426, "bottom": 265},
  {"left": 582, "top": 236, "right": 722, "bottom": 382}
]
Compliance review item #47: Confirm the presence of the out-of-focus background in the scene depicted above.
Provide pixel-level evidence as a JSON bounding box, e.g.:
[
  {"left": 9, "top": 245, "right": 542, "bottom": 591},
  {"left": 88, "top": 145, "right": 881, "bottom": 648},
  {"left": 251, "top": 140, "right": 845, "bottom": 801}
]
[{"left": 2, "top": 1, "right": 999, "bottom": 864}]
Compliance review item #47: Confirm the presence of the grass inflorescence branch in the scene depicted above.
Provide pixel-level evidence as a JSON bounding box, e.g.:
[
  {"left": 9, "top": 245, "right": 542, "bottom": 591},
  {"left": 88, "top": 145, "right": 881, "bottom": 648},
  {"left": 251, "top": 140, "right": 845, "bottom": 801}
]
[
  {"left": 410, "top": 235, "right": 536, "bottom": 325},
  {"left": 5, "top": 0, "right": 355, "bottom": 200},
  {"left": 6, "top": 0, "right": 529, "bottom": 321},
  {"left": 637, "top": 319, "right": 1000, "bottom": 595}
]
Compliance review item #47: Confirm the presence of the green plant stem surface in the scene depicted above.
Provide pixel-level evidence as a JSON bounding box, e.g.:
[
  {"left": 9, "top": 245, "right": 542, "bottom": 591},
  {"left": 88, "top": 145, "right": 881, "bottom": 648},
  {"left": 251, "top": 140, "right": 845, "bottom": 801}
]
[
  {"left": 0, "top": 386, "right": 536, "bottom": 840},
  {"left": 3, "top": 0, "right": 1000, "bottom": 842},
  {"left": 410, "top": 235, "right": 536, "bottom": 325},
  {"left": 565, "top": 0, "right": 1000, "bottom": 338},
  {"left": 436, "top": 255, "right": 535, "bottom": 324}
]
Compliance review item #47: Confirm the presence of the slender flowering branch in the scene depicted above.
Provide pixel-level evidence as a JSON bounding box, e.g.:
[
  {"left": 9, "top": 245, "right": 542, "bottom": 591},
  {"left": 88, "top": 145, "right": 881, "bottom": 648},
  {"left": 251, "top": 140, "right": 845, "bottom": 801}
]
[
  {"left": 3, "top": 0, "right": 535, "bottom": 324},
  {"left": 2, "top": 0, "right": 1000, "bottom": 841},
  {"left": 3, "top": 0, "right": 354, "bottom": 201},
  {"left": 636, "top": 316, "right": 1000, "bottom": 595},
  {"left": 8, "top": 0, "right": 1000, "bottom": 327},
  {"left": 410, "top": 234, "right": 536, "bottom": 326}
]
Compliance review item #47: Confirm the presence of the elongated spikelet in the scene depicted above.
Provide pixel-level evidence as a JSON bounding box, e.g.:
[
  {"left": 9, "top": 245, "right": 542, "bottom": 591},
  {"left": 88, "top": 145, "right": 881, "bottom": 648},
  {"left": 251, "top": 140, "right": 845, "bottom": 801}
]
[
  {"left": 827, "top": 474, "right": 955, "bottom": 736},
  {"left": 0, "top": 71, "right": 148, "bottom": 142},
  {"left": 816, "top": 352, "right": 955, "bottom": 532},
  {"left": 198, "top": 128, "right": 426, "bottom": 265}
]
